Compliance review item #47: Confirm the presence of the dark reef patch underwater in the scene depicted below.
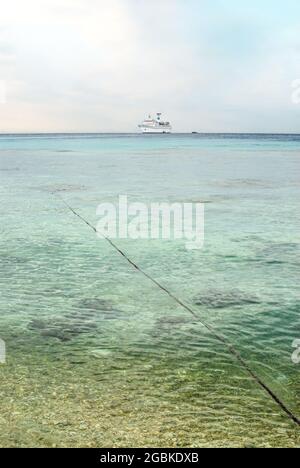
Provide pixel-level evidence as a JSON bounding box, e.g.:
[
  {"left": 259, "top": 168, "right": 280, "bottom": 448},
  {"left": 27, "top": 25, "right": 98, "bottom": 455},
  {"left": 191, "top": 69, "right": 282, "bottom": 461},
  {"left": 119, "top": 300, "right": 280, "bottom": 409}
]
[
  {"left": 27, "top": 297, "right": 128, "bottom": 342},
  {"left": 194, "top": 289, "right": 261, "bottom": 309}
]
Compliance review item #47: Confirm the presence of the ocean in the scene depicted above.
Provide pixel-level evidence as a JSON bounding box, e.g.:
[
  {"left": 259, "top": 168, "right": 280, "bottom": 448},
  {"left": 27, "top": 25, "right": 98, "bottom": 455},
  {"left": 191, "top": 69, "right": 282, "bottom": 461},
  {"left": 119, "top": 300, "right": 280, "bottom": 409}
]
[{"left": 0, "top": 133, "right": 299, "bottom": 447}]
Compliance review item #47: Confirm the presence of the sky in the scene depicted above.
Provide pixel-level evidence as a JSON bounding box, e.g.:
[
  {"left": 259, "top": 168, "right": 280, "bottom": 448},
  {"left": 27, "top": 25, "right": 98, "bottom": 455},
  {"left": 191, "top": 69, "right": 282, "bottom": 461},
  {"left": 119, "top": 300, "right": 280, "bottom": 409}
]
[{"left": 0, "top": 0, "right": 300, "bottom": 133}]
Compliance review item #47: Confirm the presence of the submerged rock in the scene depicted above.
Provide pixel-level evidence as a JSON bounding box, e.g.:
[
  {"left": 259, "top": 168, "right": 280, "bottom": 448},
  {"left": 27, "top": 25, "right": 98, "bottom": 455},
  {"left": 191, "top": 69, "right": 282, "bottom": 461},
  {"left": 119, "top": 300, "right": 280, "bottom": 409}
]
[
  {"left": 1, "top": 255, "right": 29, "bottom": 265},
  {"left": 40, "top": 328, "right": 72, "bottom": 342},
  {"left": 151, "top": 315, "right": 194, "bottom": 338},
  {"left": 28, "top": 315, "right": 96, "bottom": 343},
  {"left": 77, "top": 298, "right": 126, "bottom": 320},
  {"left": 194, "top": 289, "right": 260, "bottom": 309},
  {"left": 156, "top": 316, "right": 192, "bottom": 326},
  {"left": 78, "top": 298, "right": 113, "bottom": 311},
  {"left": 28, "top": 297, "right": 127, "bottom": 344},
  {"left": 0, "top": 167, "right": 20, "bottom": 172},
  {"left": 257, "top": 243, "right": 300, "bottom": 265},
  {"left": 32, "top": 184, "right": 86, "bottom": 193},
  {"left": 28, "top": 319, "right": 48, "bottom": 330}
]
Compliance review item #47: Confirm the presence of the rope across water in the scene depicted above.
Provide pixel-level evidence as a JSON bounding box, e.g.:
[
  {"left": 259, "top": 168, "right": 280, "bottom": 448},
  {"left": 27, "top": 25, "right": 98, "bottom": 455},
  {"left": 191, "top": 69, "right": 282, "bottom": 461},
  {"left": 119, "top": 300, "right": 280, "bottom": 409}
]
[{"left": 54, "top": 193, "right": 300, "bottom": 427}]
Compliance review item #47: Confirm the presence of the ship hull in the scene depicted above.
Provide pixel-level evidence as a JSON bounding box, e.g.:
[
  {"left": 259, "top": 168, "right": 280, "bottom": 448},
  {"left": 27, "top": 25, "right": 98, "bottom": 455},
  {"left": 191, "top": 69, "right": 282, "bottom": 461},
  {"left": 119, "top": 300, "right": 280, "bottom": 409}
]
[{"left": 139, "top": 127, "right": 172, "bottom": 134}]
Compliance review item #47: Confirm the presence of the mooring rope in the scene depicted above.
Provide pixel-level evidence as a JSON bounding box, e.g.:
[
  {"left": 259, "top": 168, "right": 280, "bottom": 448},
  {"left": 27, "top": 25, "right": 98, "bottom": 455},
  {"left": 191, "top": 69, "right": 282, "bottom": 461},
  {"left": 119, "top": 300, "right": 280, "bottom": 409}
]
[{"left": 54, "top": 193, "right": 300, "bottom": 427}]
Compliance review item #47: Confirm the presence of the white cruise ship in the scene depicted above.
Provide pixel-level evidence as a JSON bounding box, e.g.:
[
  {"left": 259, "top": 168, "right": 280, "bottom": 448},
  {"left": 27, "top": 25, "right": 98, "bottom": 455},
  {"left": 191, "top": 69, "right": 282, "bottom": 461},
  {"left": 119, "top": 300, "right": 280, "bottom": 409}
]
[{"left": 138, "top": 113, "right": 172, "bottom": 134}]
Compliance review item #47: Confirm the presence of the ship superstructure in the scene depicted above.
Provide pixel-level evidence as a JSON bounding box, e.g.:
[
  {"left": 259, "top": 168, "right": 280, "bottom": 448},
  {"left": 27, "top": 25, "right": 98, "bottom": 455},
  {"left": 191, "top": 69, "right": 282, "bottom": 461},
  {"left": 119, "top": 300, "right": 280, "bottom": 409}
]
[{"left": 138, "top": 113, "right": 172, "bottom": 133}]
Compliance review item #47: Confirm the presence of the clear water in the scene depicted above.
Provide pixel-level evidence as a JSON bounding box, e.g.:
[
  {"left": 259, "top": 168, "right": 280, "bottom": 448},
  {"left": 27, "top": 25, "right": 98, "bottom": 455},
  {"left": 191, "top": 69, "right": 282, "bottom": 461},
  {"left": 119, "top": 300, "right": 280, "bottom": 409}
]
[{"left": 0, "top": 133, "right": 299, "bottom": 447}]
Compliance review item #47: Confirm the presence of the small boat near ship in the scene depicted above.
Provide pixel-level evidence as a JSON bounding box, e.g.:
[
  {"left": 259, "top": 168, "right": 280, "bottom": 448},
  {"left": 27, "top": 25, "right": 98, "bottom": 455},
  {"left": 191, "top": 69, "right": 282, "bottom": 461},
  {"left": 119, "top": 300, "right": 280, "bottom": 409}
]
[{"left": 138, "top": 113, "right": 172, "bottom": 134}]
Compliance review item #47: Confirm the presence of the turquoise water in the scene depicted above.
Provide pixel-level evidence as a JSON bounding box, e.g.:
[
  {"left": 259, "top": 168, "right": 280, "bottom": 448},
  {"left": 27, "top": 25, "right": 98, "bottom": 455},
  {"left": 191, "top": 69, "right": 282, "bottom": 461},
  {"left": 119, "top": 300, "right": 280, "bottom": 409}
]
[{"left": 0, "top": 134, "right": 299, "bottom": 447}]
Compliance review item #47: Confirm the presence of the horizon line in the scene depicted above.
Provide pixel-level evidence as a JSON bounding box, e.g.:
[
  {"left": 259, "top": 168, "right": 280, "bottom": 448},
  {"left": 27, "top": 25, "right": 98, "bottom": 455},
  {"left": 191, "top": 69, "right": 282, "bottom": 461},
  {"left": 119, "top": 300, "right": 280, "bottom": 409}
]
[{"left": 0, "top": 132, "right": 300, "bottom": 136}]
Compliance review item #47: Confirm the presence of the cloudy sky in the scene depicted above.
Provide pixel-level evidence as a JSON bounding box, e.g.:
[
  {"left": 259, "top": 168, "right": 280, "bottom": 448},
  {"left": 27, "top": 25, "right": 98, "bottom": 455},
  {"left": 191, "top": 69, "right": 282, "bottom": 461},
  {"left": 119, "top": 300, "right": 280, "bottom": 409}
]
[{"left": 0, "top": 0, "right": 300, "bottom": 132}]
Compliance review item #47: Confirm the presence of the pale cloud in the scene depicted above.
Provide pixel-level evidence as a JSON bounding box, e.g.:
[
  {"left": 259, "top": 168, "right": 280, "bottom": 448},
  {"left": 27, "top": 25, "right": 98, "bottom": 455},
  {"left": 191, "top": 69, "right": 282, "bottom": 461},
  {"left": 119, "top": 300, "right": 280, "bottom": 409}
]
[{"left": 0, "top": 0, "right": 300, "bottom": 132}]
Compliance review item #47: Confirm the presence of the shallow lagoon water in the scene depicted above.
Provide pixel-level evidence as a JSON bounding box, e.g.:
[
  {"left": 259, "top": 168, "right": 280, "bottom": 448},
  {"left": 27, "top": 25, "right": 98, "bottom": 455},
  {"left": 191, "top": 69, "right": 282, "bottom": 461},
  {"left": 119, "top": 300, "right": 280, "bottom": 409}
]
[{"left": 0, "top": 134, "right": 299, "bottom": 447}]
